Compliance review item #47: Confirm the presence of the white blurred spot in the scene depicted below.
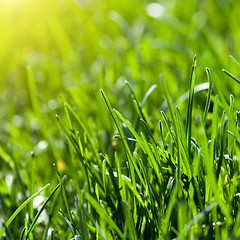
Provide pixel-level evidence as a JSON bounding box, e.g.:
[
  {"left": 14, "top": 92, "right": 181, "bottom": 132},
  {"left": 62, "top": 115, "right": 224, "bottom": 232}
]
[
  {"left": 146, "top": 3, "right": 165, "bottom": 18},
  {"left": 33, "top": 195, "right": 44, "bottom": 209},
  {"left": 37, "top": 140, "right": 48, "bottom": 151},
  {"left": 30, "top": 118, "right": 40, "bottom": 131},
  {"left": 5, "top": 175, "right": 13, "bottom": 190},
  {"left": 12, "top": 115, "right": 22, "bottom": 127},
  {"left": 48, "top": 99, "right": 58, "bottom": 110}
]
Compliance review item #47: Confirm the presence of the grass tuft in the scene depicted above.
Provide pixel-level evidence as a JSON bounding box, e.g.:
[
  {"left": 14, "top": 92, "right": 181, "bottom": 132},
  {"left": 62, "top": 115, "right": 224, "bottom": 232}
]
[{"left": 2, "top": 1, "right": 240, "bottom": 238}]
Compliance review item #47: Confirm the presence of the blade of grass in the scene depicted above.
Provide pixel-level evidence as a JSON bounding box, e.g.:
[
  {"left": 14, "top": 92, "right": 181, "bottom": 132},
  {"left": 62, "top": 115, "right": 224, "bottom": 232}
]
[
  {"left": 122, "top": 200, "right": 138, "bottom": 240},
  {"left": 229, "top": 55, "right": 240, "bottom": 67},
  {"left": 183, "top": 202, "right": 218, "bottom": 235},
  {"left": 216, "top": 116, "right": 228, "bottom": 181},
  {"left": 100, "top": 89, "right": 137, "bottom": 196},
  {"left": 0, "top": 184, "right": 50, "bottom": 238},
  {"left": 160, "top": 73, "right": 181, "bottom": 179},
  {"left": 59, "top": 209, "right": 79, "bottom": 236},
  {"left": 20, "top": 227, "right": 26, "bottom": 240},
  {"left": 228, "top": 94, "right": 235, "bottom": 158},
  {"left": 139, "top": 118, "right": 157, "bottom": 147},
  {"left": 26, "top": 183, "right": 61, "bottom": 239},
  {"left": 102, "top": 158, "right": 106, "bottom": 193},
  {"left": 204, "top": 95, "right": 219, "bottom": 206},
  {"left": 114, "top": 108, "right": 163, "bottom": 189},
  {"left": 199, "top": 120, "right": 233, "bottom": 225},
  {"left": 81, "top": 209, "right": 106, "bottom": 240},
  {"left": 54, "top": 164, "right": 74, "bottom": 224},
  {"left": 174, "top": 83, "right": 209, "bottom": 106},
  {"left": 125, "top": 82, "right": 156, "bottom": 138},
  {"left": 160, "top": 73, "right": 192, "bottom": 181},
  {"left": 203, "top": 67, "right": 213, "bottom": 125},
  {"left": 56, "top": 114, "right": 102, "bottom": 190},
  {"left": 222, "top": 69, "right": 240, "bottom": 84},
  {"left": 175, "top": 107, "right": 192, "bottom": 179},
  {"left": 60, "top": 95, "right": 99, "bottom": 164},
  {"left": 186, "top": 54, "right": 197, "bottom": 157},
  {"left": 141, "top": 84, "right": 157, "bottom": 108},
  {"left": 103, "top": 154, "right": 124, "bottom": 224},
  {"left": 42, "top": 184, "right": 62, "bottom": 240},
  {"left": 162, "top": 181, "right": 179, "bottom": 236},
  {"left": 85, "top": 192, "right": 124, "bottom": 239},
  {"left": 160, "top": 111, "right": 176, "bottom": 142},
  {"left": 64, "top": 103, "right": 73, "bottom": 131},
  {"left": 29, "top": 151, "right": 35, "bottom": 222},
  {"left": 159, "top": 120, "right": 166, "bottom": 147}
]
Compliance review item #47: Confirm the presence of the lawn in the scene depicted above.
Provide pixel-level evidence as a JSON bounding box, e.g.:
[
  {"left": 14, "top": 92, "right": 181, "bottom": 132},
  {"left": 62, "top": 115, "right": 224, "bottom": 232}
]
[{"left": 1, "top": 0, "right": 240, "bottom": 239}]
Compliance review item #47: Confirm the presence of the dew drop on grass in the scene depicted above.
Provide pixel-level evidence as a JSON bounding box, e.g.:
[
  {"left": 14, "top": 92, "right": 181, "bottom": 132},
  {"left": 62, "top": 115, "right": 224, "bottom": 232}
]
[{"left": 146, "top": 3, "right": 165, "bottom": 18}]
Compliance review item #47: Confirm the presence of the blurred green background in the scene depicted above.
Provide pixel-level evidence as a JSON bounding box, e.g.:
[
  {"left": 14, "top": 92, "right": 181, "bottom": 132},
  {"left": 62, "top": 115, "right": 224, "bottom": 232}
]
[
  {"left": 1, "top": 1, "right": 240, "bottom": 106},
  {"left": 1, "top": 0, "right": 240, "bottom": 113},
  {"left": 1, "top": 0, "right": 240, "bottom": 183},
  {"left": 1, "top": 0, "right": 240, "bottom": 169}
]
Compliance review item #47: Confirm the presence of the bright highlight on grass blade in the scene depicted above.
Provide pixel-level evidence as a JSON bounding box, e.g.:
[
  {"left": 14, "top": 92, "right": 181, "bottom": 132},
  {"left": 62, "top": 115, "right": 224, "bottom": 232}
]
[
  {"left": 186, "top": 54, "right": 197, "bottom": 157},
  {"left": 222, "top": 69, "right": 240, "bottom": 84},
  {"left": 203, "top": 67, "right": 213, "bottom": 125}
]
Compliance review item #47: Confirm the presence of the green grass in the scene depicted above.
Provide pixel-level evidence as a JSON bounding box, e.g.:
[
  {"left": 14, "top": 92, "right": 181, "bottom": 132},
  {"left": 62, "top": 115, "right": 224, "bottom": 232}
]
[{"left": 2, "top": 0, "right": 240, "bottom": 239}]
